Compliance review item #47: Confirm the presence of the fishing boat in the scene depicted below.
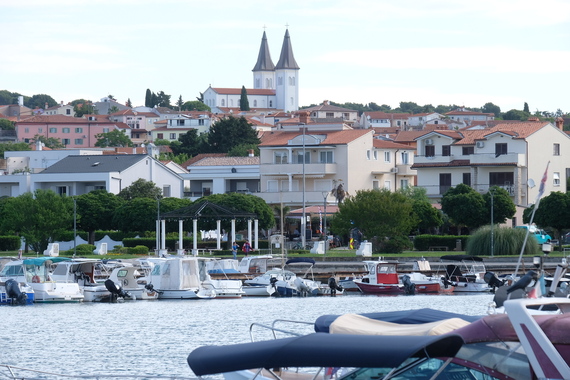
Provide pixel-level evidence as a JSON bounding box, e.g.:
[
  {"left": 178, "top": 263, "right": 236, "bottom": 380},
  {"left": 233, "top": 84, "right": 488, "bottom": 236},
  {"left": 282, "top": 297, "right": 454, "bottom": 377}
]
[
  {"left": 0, "top": 257, "right": 84, "bottom": 303},
  {"left": 107, "top": 265, "right": 159, "bottom": 300},
  {"left": 353, "top": 260, "right": 405, "bottom": 294},
  {"left": 188, "top": 296, "right": 570, "bottom": 380},
  {"left": 242, "top": 268, "right": 300, "bottom": 297}
]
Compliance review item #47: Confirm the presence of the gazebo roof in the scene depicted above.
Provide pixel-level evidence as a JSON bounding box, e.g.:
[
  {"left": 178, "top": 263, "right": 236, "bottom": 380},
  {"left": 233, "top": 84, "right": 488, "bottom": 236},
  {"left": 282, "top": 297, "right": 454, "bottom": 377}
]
[{"left": 160, "top": 200, "right": 257, "bottom": 221}]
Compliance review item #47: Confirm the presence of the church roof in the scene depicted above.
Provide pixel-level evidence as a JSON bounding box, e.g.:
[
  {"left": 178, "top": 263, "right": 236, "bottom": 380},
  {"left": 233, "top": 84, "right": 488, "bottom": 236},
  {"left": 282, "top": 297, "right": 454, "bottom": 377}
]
[
  {"left": 211, "top": 88, "right": 275, "bottom": 96},
  {"left": 275, "top": 29, "right": 300, "bottom": 70},
  {"left": 252, "top": 31, "right": 275, "bottom": 72}
]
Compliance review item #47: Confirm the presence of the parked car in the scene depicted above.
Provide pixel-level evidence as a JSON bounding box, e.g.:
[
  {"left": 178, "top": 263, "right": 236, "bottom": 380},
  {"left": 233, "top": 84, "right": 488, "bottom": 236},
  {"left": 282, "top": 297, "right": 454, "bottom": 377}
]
[{"left": 515, "top": 225, "right": 552, "bottom": 244}]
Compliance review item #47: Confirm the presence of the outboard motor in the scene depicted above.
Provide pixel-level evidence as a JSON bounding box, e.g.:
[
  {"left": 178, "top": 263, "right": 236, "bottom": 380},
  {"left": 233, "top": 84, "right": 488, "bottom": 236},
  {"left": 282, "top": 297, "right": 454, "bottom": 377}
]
[
  {"left": 483, "top": 271, "right": 505, "bottom": 293},
  {"left": 328, "top": 276, "right": 342, "bottom": 297},
  {"left": 5, "top": 279, "right": 28, "bottom": 305},
  {"left": 269, "top": 277, "right": 279, "bottom": 297},
  {"left": 507, "top": 270, "right": 538, "bottom": 294},
  {"left": 104, "top": 279, "right": 132, "bottom": 302},
  {"left": 401, "top": 275, "right": 416, "bottom": 295}
]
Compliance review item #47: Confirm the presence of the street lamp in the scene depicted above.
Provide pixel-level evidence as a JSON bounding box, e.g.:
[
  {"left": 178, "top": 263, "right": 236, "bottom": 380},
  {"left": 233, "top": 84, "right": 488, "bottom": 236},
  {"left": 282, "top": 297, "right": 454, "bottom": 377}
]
[
  {"left": 73, "top": 197, "right": 77, "bottom": 258},
  {"left": 322, "top": 191, "right": 328, "bottom": 256},
  {"left": 156, "top": 196, "right": 161, "bottom": 256},
  {"left": 301, "top": 123, "right": 306, "bottom": 249},
  {"left": 490, "top": 188, "right": 495, "bottom": 257}
]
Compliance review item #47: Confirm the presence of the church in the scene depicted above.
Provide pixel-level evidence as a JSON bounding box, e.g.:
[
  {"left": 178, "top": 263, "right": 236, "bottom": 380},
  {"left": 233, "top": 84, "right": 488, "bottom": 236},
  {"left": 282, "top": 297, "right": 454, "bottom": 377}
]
[{"left": 202, "top": 29, "right": 300, "bottom": 114}]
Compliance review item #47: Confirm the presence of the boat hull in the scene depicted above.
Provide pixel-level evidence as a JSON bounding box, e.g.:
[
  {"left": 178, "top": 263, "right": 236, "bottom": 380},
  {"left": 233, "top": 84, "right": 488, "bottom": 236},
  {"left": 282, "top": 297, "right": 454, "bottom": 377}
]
[{"left": 354, "top": 281, "right": 403, "bottom": 294}]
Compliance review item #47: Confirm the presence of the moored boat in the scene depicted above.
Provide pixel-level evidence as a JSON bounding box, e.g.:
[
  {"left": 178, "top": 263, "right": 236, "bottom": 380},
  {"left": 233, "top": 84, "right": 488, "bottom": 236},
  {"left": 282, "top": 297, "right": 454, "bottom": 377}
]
[
  {"left": 353, "top": 260, "right": 404, "bottom": 294},
  {"left": 0, "top": 279, "right": 34, "bottom": 305}
]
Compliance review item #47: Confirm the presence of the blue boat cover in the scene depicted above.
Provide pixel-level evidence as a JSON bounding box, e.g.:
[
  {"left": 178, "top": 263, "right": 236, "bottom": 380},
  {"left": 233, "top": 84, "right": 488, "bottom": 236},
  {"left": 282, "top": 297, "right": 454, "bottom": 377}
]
[
  {"left": 187, "top": 332, "right": 464, "bottom": 376},
  {"left": 23, "top": 257, "right": 70, "bottom": 266},
  {"left": 285, "top": 257, "right": 316, "bottom": 265},
  {"left": 314, "top": 308, "right": 482, "bottom": 333},
  {"left": 207, "top": 269, "right": 241, "bottom": 274}
]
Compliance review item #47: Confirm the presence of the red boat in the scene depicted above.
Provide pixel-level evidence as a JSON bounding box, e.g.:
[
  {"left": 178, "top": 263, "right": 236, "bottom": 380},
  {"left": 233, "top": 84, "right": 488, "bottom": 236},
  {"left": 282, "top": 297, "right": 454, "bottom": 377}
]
[{"left": 354, "top": 261, "right": 404, "bottom": 294}]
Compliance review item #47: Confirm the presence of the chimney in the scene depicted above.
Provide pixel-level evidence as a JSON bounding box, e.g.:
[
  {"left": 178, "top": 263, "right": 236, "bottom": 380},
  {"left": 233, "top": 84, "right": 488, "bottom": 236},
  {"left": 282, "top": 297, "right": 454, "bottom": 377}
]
[
  {"left": 18, "top": 96, "right": 23, "bottom": 107},
  {"left": 298, "top": 111, "right": 310, "bottom": 126},
  {"left": 248, "top": 149, "right": 254, "bottom": 157},
  {"left": 323, "top": 100, "right": 329, "bottom": 105},
  {"left": 36, "top": 140, "right": 42, "bottom": 151},
  {"left": 556, "top": 117, "right": 564, "bottom": 130},
  {"left": 45, "top": 102, "right": 48, "bottom": 110}
]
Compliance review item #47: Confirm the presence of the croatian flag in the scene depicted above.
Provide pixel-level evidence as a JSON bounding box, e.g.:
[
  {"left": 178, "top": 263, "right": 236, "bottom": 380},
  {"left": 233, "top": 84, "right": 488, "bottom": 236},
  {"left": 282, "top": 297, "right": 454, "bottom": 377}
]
[{"left": 538, "top": 162, "right": 550, "bottom": 198}]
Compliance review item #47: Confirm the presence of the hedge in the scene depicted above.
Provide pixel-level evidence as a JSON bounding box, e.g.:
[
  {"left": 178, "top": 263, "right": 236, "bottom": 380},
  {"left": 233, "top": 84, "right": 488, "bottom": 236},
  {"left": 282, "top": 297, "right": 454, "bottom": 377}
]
[
  {"left": 0, "top": 236, "right": 21, "bottom": 250},
  {"left": 413, "top": 235, "right": 469, "bottom": 251}
]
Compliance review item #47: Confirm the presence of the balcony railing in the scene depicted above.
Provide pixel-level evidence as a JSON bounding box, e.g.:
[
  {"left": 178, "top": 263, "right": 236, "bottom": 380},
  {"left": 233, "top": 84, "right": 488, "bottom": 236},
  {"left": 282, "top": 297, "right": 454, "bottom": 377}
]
[{"left": 260, "top": 162, "right": 337, "bottom": 176}]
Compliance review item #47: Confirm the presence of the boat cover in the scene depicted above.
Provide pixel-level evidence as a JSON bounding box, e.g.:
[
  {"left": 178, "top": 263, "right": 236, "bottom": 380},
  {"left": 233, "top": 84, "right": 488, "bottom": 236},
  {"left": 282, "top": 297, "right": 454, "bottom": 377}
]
[
  {"left": 285, "top": 257, "right": 316, "bottom": 265},
  {"left": 314, "top": 308, "right": 482, "bottom": 333},
  {"left": 187, "top": 332, "right": 464, "bottom": 376},
  {"left": 208, "top": 269, "right": 240, "bottom": 274},
  {"left": 330, "top": 314, "right": 471, "bottom": 336},
  {"left": 23, "top": 257, "right": 70, "bottom": 266}
]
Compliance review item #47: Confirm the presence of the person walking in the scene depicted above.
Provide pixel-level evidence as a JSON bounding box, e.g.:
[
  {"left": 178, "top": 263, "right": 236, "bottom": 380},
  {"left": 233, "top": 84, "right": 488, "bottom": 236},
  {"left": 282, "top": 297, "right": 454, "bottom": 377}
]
[
  {"left": 232, "top": 241, "right": 239, "bottom": 260},
  {"left": 242, "top": 240, "right": 252, "bottom": 257}
]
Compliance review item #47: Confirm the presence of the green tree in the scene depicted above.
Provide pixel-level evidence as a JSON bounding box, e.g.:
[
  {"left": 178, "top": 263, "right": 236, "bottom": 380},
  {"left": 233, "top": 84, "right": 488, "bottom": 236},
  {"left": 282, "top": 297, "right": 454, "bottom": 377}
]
[
  {"left": 483, "top": 186, "right": 516, "bottom": 225},
  {"left": 113, "top": 197, "right": 158, "bottom": 233},
  {"left": 118, "top": 178, "right": 162, "bottom": 201},
  {"left": 441, "top": 183, "right": 486, "bottom": 233},
  {"left": 199, "top": 193, "right": 275, "bottom": 231},
  {"left": 0, "top": 190, "right": 72, "bottom": 253},
  {"left": 156, "top": 91, "right": 171, "bottom": 108},
  {"left": 0, "top": 142, "right": 31, "bottom": 158},
  {"left": 529, "top": 191, "right": 570, "bottom": 249},
  {"left": 330, "top": 189, "right": 417, "bottom": 251},
  {"left": 503, "top": 109, "right": 530, "bottom": 121},
  {"left": 177, "top": 95, "right": 183, "bottom": 110},
  {"left": 170, "top": 129, "right": 208, "bottom": 157},
  {"left": 145, "top": 89, "right": 152, "bottom": 107},
  {"left": 181, "top": 100, "right": 211, "bottom": 111},
  {"left": 0, "top": 119, "right": 15, "bottom": 130},
  {"left": 523, "top": 102, "right": 530, "bottom": 113},
  {"left": 26, "top": 94, "right": 57, "bottom": 109},
  {"left": 396, "top": 186, "right": 443, "bottom": 234},
  {"left": 108, "top": 106, "right": 120, "bottom": 114},
  {"left": 32, "top": 134, "right": 65, "bottom": 149},
  {"left": 227, "top": 143, "right": 259, "bottom": 157},
  {"left": 126, "top": 98, "right": 132, "bottom": 108},
  {"left": 73, "top": 101, "right": 97, "bottom": 117},
  {"left": 240, "top": 86, "right": 250, "bottom": 111},
  {"left": 76, "top": 190, "right": 125, "bottom": 244},
  {"left": 95, "top": 129, "right": 133, "bottom": 147},
  {"left": 207, "top": 116, "right": 260, "bottom": 153},
  {"left": 481, "top": 102, "right": 501, "bottom": 117}
]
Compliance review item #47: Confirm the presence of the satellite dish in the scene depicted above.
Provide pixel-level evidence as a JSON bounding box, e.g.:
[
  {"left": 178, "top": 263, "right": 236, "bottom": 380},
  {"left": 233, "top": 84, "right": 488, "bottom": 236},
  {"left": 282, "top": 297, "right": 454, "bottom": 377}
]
[{"left": 528, "top": 179, "right": 536, "bottom": 188}]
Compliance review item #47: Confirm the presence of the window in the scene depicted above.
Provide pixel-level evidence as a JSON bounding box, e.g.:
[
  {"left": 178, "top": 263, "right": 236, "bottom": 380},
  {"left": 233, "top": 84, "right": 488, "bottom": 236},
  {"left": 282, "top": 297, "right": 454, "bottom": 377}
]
[
  {"left": 278, "top": 77, "right": 283, "bottom": 86},
  {"left": 297, "top": 151, "right": 310, "bottom": 164},
  {"left": 198, "top": 119, "right": 204, "bottom": 126},
  {"left": 384, "top": 151, "right": 391, "bottom": 163},
  {"left": 372, "top": 180, "right": 379, "bottom": 189},
  {"left": 326, "top": 113, "right": 334, "bottom": 118},
  {"left": 366, "top": 150, "right": 371, "bottom": 160},
  {"left": 256, "top": 78, "right": 260, "bottom": 87},
  {"left": 425, "top": 145, "right": 435, "bottom": 157},
  {"left": 63, "top": 128, "right": 70, "bottom": 133},
  {"left": 157, "top": 133, "right": 163, "bottom": 139},
  {"left": 439, "top": 173, "right": 451, "bottom": 195},
  {"left": 66, "top": 109, "right": 71, "bottom": 115},
  {"left": 163, "top": 185, "right": 171, "bottom": 197},
  {"left": 462, "top": 146, "right": 474, "bottom": 155},
  {"left": 463, "top": 173, "right": 471, "bottom": 186},
  {"left": 495, "top": 143, "right": 507, "bottom": 157},
  {"left": 269, "top": 100, "right": 273, "bottom": 107},
  {"left": 401, "top": 151, "right": 409, "bottom": 165},
  {"left": 253, "top": 100, "right": 257, "bottom": 107},
  {"left": 320, "top": 151, "right": 333, "bottom": 163},
  {"left": 274, "top": 152, "right": 288, "bottom": 164},
  {"left": 442, "top": 145, "right": 451, "bottom": 156},
  {"left": 169, "top": 133, "right": 176, "bottom": 139},
  {"left": 176, "top": 119, "right": 184, "bottom": 126},
  {"left": 103, "top": 128, "right": 109, "bottom": 133},
  {"left": 221, "top": 99, "right": 225, "bottom": 106},
  {"left": 56, "top": 186, "right": 68, "bottom": 195},
  {"left": 343, "top": 113, "right": 349, "bottom": 120},
  {"left": 373, "top": 151, "right": 378, "bottom": 160},
  {"left": 74, "top": 139, "right": 83, "bottom": 145},
  {"left": 49, "top": 128, "right": 57, "bottom": 133},
  {"left": 62, "top": 139, "right": 70, "bottom": 145},
  {"left": 489, "top": 172, "right": 513, "bottom": 186},
  {"left": 384, "top": 180, "right": 391, "bottom": 190},
  {"left": 554, "top": 172, "right": 560, "bottom": 186},
  {"left": 554, "top": 143, "right": 560, "bottom": 156},
  {"left": 267, "top": 180, "right": 278, "bottom": 192},
  {"left": 75, "top": 127, "right": 83, "bottom": 133},
  {"left": 400, "top": 179, "right": 409, "bottom": 189},
  {"left": 38, "top": 128, "right": 43, "bottom": 133}
]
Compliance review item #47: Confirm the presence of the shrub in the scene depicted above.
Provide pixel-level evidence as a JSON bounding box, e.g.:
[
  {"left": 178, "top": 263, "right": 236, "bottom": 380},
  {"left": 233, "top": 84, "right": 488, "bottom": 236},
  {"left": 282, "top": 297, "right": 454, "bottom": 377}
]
[
  {"left": 466, "top": 225, "right": 539, "bottom": 256},
  {"left": 375, "top": 235, "right": 413, "bottom": 254},
  {"left": 413, "top": 235, "right": 468, "bottom": 251},
  {"left": 0, "top": 236, "right": 21, "bottom": 250}
]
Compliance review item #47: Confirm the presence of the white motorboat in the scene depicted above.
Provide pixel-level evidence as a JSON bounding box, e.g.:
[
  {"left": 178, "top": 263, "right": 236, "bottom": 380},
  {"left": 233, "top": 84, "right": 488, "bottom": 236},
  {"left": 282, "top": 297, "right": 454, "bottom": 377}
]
[
  {"left": 50, "top": 258, "right": 114, "bottom": 302},
  {"left": 439, "top": 254, "right": 491, "bottom": 292},
  {"left": 243, "top": 268, "right": 299, "bottom": 296},
  {"left": 0, "top": 257, "right": 84, "bottom": 303},
  {"left": 108, "top": 265, "right": 159, "bottom": 300},
  {"left": 141, "top": 256, "right": 217, "bottom": 299},
  {"left": 0, "top": 278, "right": 34, "bottom": 305}
]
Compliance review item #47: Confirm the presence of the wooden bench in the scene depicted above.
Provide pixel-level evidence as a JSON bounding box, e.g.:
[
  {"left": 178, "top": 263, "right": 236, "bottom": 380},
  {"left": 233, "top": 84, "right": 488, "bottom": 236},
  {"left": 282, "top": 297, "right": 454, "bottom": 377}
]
[{"left": 428, "top": 246, "right": 449, "bottom": 251}]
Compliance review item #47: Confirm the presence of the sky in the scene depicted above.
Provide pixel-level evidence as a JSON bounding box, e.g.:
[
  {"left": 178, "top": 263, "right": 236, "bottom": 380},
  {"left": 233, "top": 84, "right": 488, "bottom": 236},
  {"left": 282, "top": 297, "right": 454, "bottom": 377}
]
[{"left": 1, "top": 0, "right": 569, "bottom": 114}]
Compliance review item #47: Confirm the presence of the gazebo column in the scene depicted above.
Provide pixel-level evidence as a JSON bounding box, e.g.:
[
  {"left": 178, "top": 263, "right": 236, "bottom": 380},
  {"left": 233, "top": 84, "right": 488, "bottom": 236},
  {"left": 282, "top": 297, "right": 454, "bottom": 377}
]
[
  {"left": 177, "top": 219, "right": 184, "bottom": 255},
  {"left": 216, "top": 220, "right": 221, "bottom": 250},
  {"left": 247, "top": 219, "right": 252, "bottom": 246},
  {"left": 160, "top": 220, "right": 167, "bottom": 256},
  {"left": 192, "top": 218, "right": 198, "bottom": 256},
  {"left": 254, "top": 219, "right": 259, "bottom": 250},
  {"left": 231, "top": 219, "right": 236, "bottom": 246}
]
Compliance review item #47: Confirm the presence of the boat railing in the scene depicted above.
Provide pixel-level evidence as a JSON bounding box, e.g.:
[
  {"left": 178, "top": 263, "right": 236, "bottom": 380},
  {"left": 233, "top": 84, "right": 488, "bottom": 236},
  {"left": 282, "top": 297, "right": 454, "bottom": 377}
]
[
  {"left": 0, "top": 364, "right": 195, "bottom": 379},
  {"left": 248, "top": 318, "right": 314, "bottom": 342}
]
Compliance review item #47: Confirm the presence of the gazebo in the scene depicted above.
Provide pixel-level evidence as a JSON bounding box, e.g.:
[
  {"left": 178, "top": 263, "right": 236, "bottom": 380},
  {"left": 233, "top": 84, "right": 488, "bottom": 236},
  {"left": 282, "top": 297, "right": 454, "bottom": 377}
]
[{"left": 159, "top": 201, "right": 259, "bottom": 255}]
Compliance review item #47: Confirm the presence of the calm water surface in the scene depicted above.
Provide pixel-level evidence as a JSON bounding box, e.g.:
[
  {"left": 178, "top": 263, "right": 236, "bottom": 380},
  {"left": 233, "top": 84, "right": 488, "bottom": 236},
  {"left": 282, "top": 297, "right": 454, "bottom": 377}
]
[{"left": 1, "top": 293, "right": 494, "bottom": 378}]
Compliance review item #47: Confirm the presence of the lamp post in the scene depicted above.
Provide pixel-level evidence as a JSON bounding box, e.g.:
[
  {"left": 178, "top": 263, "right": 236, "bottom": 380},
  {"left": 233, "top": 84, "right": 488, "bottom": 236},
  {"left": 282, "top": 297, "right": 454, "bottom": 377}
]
[
  {"left": 301, "top": 123, "right": 306, "bottom": 249},
  {"left": 490, "top": 188, "right": 495, "bottom": 257},
  {"left": 73, "top": 197, "right": 77, "bottom": 258},
  {"left": 322, "top": 191, "right": 328, "bottom": 256},
  {"left": 156, "top": 196, "right": 161, "bottom": 256}
]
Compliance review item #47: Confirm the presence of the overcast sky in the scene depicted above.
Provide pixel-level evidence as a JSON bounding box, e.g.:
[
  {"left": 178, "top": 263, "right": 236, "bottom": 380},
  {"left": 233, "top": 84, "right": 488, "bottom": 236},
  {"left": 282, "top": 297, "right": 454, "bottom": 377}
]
[{"left": 1, "top": 0, "right": 569, "bottom": 114}]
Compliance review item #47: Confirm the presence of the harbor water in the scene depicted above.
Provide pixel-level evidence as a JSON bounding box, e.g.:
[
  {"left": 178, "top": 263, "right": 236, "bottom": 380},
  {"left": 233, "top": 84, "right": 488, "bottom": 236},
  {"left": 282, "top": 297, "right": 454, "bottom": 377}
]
[{"left": 1, "top": 293, "right": 494, "bottom": 378}]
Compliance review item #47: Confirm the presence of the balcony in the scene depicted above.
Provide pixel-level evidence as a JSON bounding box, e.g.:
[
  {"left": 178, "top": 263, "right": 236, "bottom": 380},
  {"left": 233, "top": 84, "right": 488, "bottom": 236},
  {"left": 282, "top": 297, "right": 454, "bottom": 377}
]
[
  {"left": 470, "top": 153, "right": 526, "bottom": 166},
  {"left": 258, "top": 190, "right": 335, "bottom": 205},
  {"left": 414, "top": 154, "right": 455, "bottom": 165},
  {"left": 260, "top": 162, "right": 337, "bottom": 176}
]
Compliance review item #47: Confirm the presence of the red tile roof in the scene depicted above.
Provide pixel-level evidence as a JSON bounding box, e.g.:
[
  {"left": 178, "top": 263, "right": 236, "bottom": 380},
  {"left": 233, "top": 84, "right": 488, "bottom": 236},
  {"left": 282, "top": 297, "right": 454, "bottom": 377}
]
[{"left": 259, "top": 129, "right": 371, "bottom": 146}]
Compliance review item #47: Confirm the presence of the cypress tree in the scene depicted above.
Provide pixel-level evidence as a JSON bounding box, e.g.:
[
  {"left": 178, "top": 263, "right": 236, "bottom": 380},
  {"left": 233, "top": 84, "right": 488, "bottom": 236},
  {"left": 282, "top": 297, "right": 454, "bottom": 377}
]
[
  {"left": 145, "top": 89, "right": 152, "bottom": 107},
  {"left": 240, "top": 86, "right": 250, "bottom": 111}
]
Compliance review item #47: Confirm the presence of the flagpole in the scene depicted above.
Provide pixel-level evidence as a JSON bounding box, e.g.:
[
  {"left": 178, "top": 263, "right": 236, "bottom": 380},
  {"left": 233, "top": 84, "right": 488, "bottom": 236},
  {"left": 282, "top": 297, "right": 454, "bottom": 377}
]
[{"left": 513, "top": 161, "right": 550, "bottom": 277}]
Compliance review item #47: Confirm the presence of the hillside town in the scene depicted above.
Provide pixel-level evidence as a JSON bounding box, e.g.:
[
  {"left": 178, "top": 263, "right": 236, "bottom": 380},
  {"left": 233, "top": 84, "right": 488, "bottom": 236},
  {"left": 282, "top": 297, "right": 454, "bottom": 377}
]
[{"left": 0, "top": 28, "right": 568, "bottom": 235}]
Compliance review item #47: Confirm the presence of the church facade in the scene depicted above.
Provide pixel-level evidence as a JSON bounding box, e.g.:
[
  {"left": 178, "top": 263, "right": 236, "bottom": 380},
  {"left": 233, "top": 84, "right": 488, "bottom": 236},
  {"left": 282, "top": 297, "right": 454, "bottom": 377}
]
[{"left": 203, "top": 29, "right": 300, "bottom": 114}]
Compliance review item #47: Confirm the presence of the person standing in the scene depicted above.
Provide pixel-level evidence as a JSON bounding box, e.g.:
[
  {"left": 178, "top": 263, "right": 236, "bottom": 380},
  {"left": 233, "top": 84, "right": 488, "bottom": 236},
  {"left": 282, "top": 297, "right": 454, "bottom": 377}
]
[
  {"left": 232, "top": 241, "right": 239, "bottom": 260},
  {"left": 242, "top": 240, "right": 252, "bottom": 257}
]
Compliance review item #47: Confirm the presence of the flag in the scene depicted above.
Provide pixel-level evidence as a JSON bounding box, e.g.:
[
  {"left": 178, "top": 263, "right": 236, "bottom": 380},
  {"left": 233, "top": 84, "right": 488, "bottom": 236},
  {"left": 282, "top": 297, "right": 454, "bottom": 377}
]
[{"left": 538, "top": 162, "right": 550, "bottom": 198}]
